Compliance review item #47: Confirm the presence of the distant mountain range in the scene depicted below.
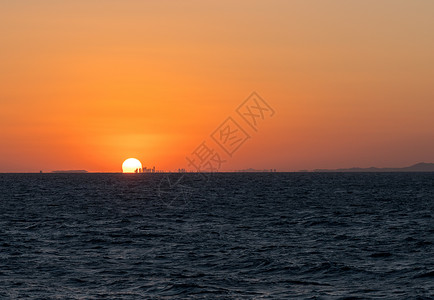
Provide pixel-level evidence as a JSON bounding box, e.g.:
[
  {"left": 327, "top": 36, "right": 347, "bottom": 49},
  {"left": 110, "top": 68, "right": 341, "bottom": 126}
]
[{"left": 311, "top": 162, "right": 434, "bottom": 172}]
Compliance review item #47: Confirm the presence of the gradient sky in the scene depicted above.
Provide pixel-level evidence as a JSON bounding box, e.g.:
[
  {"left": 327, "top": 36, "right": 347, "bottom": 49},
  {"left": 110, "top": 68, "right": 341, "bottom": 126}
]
[{"left": 1, "top": 0, "right": 433, "bottom": 172}]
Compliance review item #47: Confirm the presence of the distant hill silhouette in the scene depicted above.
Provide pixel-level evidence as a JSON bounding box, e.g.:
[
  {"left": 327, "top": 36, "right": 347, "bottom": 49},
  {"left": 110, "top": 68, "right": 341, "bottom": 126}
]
[
  {"left": 312, "top": 163, "right": 434, "bottom": 172},
  {"left": 51, "top": 170, "right": 88, "bottom": 173},
  {"left": 237, "top": 168, "right": 277, "bottom": 172}
]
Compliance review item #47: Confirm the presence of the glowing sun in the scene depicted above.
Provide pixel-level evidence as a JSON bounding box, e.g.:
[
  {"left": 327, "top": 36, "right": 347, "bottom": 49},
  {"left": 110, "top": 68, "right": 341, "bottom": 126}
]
[{"left": 122, "top": 158, "right": 142, "bottom": 173}]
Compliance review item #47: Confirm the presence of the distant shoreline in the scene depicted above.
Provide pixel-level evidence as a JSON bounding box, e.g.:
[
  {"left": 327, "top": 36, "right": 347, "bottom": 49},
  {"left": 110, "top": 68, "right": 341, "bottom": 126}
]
[
  {"left": 310, "top": 162, "right": 434, "bottom": 173},
  {"left": 51, "top": 170, "right": 88, "bottom": 173},
  {"left": 1, "top": 163, "right": 434, "bottom": 173}
]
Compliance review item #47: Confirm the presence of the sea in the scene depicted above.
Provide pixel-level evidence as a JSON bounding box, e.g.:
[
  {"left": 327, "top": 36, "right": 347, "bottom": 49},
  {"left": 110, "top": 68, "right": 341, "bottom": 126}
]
[{"left": 0, "top": 173, "right": 433, "bottom": 299}]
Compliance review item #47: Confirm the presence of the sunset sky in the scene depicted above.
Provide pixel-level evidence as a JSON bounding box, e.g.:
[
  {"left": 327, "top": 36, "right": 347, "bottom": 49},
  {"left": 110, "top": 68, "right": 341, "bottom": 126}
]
[{"left": 1, "top": 0, "right": 433, "bottom": 172}]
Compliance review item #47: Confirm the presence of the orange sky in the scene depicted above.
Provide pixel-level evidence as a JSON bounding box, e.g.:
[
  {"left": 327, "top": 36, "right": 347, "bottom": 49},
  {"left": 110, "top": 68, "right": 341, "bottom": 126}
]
[{"left": 1, "top": 0, "right": 433, "bottom": 172}]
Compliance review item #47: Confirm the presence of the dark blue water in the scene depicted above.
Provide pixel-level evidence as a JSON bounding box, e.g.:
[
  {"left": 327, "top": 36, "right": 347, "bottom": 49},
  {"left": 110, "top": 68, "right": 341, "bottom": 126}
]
[{"left": 1, "top": 173, "right": 433, "bottom": 299}]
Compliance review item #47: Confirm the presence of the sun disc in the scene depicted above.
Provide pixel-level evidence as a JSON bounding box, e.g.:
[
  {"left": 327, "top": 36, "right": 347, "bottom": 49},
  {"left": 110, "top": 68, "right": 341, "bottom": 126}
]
[{"left": 122, "top": 158, "right": 142, "bottom": 173}]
